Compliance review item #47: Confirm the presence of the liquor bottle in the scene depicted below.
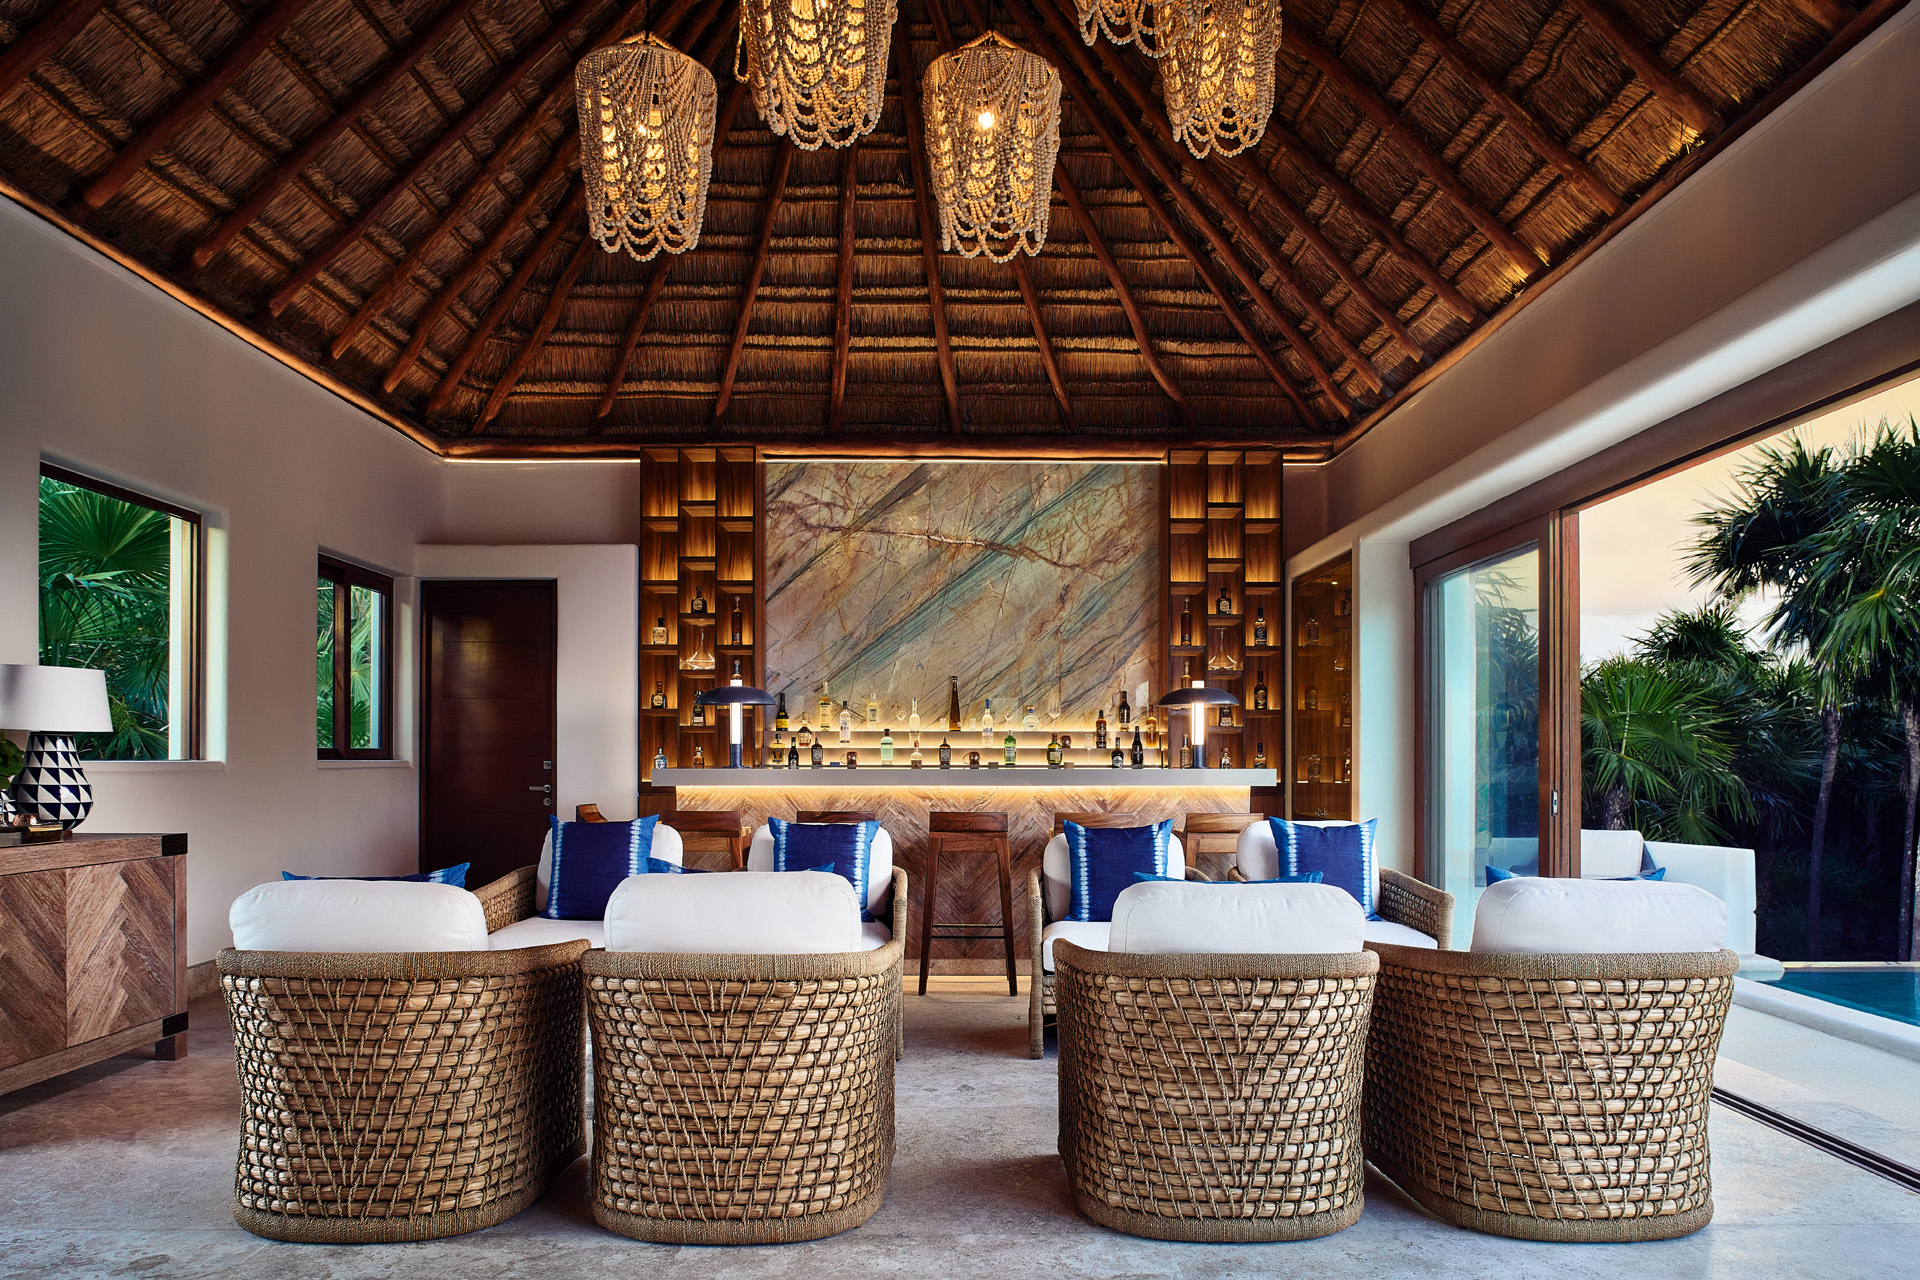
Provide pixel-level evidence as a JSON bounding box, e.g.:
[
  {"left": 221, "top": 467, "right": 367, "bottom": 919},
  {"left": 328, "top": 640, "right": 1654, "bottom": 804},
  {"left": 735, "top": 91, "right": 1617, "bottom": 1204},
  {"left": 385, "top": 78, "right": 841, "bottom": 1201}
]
[
  {"left": 1130, "top": 725, "right": 1144, "bottom": 768},
  {"left": 1253, "top": 606, "right": 1268, "bottom": 646},
  {"left": 1144, "top": 704, "right": 1159, "bottom": 752},
  {"left": 652, "top": 745, "right": 668, "bottom": 771},
  {"left": 771, "top": 729, "right": 784, "bottom": 758},
  {"left": 839, "top": 701, "right": 853, "bottom": 743},
  {"left": 810, "top": 736, "right": 823, "bottom": 767},
  {"left": 1117, "top": 689, "right": 1131, "bottom": 726},
  {"left": 938, "top": 735, "right": 952, "bottom": 768},
  {"left": 947, "top": 675, "right": 962, "bottom": 731},
  {"left": 1340, "top": 691, "right": 1351, "bottom": 727},
  {"left": 967, "top": 750, "right": 981, "bottom": 769},
  {"left": 1218, "top": 744, "right": 1232, "bottom": 768},
  {"left": 691, "top": 699, "right": 706, "bottom": 726},
  {"left": 651, "top": 681, "right": 667, "bottom": 709},
  {"left": 797, "top": 720, "right": 814, "bottom": 751},
  {"left": 981, "top": 698, "right": 995, "bottom": 745},
  {"left": 1003, "top": 728, "right": 1018, "bottom": 767},
  {"left": 1182, "top": 658, "right": 1195, "bottom": 685},
  {"left": 692, "top": 742, "right": 705, "bottom": 768},
  {"left": 1304, "top": 612, "right": 1320, "bottom": 645},
  {"left": 1178, "top": 736, "right": 1193, "bottom": 769},
  {"left": 1253, "top": 668, "right": 1268, "bottom": 711},
  {"left": 1341, "top": 753, "right": 1352, "bottom": 782},
  {"left": 787, "top": 739, "right": 799, "bottom": 769},
  {"left": 1307, "top": 753, "right": 1323, "bottom": 782},
  {"left": 1023, "top": 705, "right": 1039, "bottom": 730},
  {"left": 866, "top": 693, "right": 879, "bottom": 727},
  {"left": 1253, "top": 741, "right": 1267, "bottom": 768},
  {"left": 1110, "top": 738, "right": 1124, "bottom": 768},
  {"left": 730, "top": 658, "right": 743, "bottom": 682},
  {"left": 730, "top": 597, "right": 744, "bottom": 645},
  {"left": 1094, "top": 709, "right": 1108, "bottom": 750},
  {"left": 879, "top": 726, "right": 895, "bottom": 765},
  {"left": 1046, "top": 732, "right": 1063, "bottom": 768},
  {"left": 1304, "top": 680, "right": 1318, "bottom": 712},
  {"left": 910, "top": 740, "right": 924, "bottom": 768},
  {"left": 1337, "top": 590, "right": 1351, "bottom": 618},
  {"left": 845, "top": 750, "right": 859, "bottom": 769},
  {"left": 691, "top": 586, "right": 707, "bottom": 615},
  {"left": 1180, "top": 597, "right": 1193, "bottom": 645},
  {"left": 1217, "top": 584, "right": 1232, "bottom": 615},
  {"left": 651, "top": 616, "right": 668, "bottom": 646},
  {"left": 909, "top": 698, "right": 921, "bottom": 738},
  {"left": 775, "top": 693, "right": 789, "bottom": 731},
  {"left": 818, "top": 681, "right": 833, "bottom": 726},
  {"left": 1219, "top": 704, "right": 1233, "bottom": 727}
]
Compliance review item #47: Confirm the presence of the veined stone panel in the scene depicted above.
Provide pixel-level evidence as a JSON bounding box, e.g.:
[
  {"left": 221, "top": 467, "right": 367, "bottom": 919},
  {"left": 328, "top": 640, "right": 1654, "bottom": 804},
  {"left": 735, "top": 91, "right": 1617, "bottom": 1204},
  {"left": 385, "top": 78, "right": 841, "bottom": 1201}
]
[{"left": 765, "top": 462, "right": 1159, "bottom": 727}]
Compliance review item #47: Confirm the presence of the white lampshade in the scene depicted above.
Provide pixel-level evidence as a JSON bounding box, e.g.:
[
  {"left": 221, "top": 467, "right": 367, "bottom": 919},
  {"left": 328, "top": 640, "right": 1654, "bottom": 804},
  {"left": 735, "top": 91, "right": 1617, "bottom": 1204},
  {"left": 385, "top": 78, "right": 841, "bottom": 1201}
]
[{"left": 0, "top": 665, "right": 113, "bottom": 732}]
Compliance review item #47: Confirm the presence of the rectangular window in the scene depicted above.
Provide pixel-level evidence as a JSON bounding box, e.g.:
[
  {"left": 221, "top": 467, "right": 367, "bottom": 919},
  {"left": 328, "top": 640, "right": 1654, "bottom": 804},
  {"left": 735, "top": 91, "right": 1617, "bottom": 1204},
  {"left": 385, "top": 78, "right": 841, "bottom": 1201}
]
[
  {"left": 38, "top": 465, "right": 200, "bottom": 760},
  {"left": 317, "top": 556, "right": 393, "bottom": 760}
]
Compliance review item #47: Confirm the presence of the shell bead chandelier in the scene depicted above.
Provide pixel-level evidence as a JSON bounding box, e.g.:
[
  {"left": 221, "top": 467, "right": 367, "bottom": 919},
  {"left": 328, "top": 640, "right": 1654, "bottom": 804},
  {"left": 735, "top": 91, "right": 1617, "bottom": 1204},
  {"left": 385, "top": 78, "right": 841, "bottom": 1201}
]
[
  {"left": 923, "top": 32, "right": 1062, "bottom": 262},
  {"left": 736, "top": 0, "right": 897, "bottom": 149},
  {"left": 575, "top": 33, "right": 718, "bottom": 260},
  {"left": 1075, "top": 0, "right": 1175, "bottom": 55},
  {"left": 1161, "top": 0, "right": 1282, "bottom": 159}
]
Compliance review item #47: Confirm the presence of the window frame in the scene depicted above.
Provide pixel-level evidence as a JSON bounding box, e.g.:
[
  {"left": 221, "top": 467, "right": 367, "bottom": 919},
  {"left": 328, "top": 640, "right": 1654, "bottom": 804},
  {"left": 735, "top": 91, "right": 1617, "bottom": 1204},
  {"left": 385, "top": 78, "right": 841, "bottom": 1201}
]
[
  {"left": 317, "top": 554, "right": 395, "bottom": 761},
  {"left": 39, "top": 462, "right": 204, "bottom": 761}
]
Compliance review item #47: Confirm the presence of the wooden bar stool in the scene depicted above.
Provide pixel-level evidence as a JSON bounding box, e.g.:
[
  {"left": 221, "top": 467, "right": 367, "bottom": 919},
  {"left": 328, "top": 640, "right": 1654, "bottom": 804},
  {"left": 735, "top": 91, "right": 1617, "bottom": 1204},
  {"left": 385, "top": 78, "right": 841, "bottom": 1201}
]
[
  {"left": 665, "top": 810, "right": 748, "bottom": 870},
  {"left": 1176, "top": 812, "right": 1261, "bottom": 882},
  {"left": 920, "top": 812, "right": 1016, "bottom": 997}
]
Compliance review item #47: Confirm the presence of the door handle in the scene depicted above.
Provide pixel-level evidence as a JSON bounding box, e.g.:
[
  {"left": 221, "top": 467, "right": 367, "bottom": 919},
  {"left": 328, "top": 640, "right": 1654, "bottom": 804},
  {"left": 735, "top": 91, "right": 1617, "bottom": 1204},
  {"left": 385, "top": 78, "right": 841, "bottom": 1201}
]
[{"left": 529, "top": 784, "right": 551, "bottom": 793}]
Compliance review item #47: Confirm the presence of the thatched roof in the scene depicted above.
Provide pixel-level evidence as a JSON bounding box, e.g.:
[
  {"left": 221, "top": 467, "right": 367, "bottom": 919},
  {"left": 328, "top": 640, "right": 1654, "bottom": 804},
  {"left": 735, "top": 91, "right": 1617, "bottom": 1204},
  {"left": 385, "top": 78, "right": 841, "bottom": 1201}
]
[{"left": 0, "top": 0, "right": 1883, "bottom": 457}]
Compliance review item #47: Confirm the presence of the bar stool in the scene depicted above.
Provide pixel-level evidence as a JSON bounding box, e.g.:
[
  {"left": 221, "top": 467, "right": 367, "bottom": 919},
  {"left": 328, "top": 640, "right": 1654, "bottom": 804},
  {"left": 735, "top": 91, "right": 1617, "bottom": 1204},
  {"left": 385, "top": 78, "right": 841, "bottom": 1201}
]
[
  {"left": 920, "top": 812, "right": 1016, "bottom": 996},
  {"left": 663, "top": 809, "right": 748, "bottom": 870},
  {"left": 1175, "top": 812, "right": 1261, "bottom": 882}
]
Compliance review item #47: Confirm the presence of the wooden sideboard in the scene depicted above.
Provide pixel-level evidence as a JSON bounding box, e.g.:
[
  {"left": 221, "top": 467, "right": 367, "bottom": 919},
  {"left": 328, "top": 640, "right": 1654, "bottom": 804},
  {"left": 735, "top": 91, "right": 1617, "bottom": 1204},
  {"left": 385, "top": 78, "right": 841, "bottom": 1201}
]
[{"left": 0, "top": 833, "right": 188, "bottom": 1095}]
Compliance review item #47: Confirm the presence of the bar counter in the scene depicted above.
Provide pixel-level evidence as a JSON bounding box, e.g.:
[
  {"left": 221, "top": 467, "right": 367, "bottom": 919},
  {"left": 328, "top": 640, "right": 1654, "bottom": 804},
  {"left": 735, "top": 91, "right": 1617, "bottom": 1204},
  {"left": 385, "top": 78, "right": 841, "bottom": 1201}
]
[{"left": 649, "top": 767, "right": 1276, "bottom": 788}]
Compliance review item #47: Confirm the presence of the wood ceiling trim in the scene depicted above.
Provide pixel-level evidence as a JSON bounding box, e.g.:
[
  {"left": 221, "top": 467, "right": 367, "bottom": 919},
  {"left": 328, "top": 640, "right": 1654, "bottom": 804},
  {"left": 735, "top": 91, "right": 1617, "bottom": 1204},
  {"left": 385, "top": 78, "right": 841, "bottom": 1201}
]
[
  {"left": 892, "top": 31, "right": 962, "bottom": 433},
  {"left": 713, "top": 138, "right": 795, "bottom": 425},
  {"left": 1564, "top": 0, "right": 1724, "bottom": 138},
  {"left": 473, "top": 232, "right": 596, "bottom": 432},
  {"left": 0, "top": 0, "right": 111, "bottom": 106},
  {"left": 592, "top": 255, "right": 673, "bottom": 427}
]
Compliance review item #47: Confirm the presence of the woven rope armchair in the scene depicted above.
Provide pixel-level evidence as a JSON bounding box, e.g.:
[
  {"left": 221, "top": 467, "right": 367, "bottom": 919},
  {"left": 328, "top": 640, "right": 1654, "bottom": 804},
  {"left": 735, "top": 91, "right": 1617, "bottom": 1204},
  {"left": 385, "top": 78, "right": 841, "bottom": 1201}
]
[
  {"left": 1364, "top": 941, "right": 1738, "bottom": 1242},
  {"left": 584, "top": 937, "right": 904, "bottom": 1244},
  {"left": 218, "top": 938, "right": 589, "bottom": 1243},
  {"left": 1053, "top": 941, "right": 1378, "bottom": 1241},
  {"left": 1228, "top": 863, "right": 1455, "bottom": 946}
]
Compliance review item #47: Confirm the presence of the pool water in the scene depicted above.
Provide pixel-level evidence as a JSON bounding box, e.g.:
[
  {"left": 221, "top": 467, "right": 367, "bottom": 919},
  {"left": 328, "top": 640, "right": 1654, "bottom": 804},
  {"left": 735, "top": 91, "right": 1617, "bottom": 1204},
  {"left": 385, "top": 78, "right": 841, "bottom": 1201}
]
[{"left": 1764, "top": 967, "right": 1920, "bottom": 1028}]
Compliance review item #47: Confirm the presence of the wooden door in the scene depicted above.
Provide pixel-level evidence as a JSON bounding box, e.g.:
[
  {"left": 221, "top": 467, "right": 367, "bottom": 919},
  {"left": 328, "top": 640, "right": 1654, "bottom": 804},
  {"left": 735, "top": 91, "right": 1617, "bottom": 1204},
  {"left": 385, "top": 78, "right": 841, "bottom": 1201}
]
[{"left": 421, "top": 581, "right": 557, "bottom": 887}]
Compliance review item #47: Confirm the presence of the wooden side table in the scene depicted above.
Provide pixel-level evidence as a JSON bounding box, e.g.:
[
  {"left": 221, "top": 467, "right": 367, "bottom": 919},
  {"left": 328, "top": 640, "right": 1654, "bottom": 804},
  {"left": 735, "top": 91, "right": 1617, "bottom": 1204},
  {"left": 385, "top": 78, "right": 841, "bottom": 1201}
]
[
  {"left": 0, "top": 833, "right": 188, "bottom": 1095},
  {"left": 920, "top": 812, "right": 1016, "bottom": 996}
]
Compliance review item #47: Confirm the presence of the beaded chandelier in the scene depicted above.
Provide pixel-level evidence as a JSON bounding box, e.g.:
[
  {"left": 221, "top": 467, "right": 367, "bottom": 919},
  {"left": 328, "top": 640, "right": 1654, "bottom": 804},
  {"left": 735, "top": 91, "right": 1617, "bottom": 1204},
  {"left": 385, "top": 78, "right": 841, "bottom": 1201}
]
[
  {"left": 575, "top": 33, "right": 717, "bottom": 260},
  {"left": 1074, "top": 0, "right": 1175, "bottom": 55},
  {"left": 1160, "top": 0, "right": 1282, "bottom": 158},
  {"left": 923, "top": 32, "right": 1062, "bottom": 262},
  {"left": 736, "top": 0, "right": 896, "bottom": 149}
]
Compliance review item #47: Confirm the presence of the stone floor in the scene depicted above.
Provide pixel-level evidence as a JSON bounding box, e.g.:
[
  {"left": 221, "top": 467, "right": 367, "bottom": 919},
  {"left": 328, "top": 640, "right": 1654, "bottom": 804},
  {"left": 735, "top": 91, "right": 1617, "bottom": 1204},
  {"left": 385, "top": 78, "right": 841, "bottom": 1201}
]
[{"left": 3, "top": 987, "right": 1918, "bottom": 1279}]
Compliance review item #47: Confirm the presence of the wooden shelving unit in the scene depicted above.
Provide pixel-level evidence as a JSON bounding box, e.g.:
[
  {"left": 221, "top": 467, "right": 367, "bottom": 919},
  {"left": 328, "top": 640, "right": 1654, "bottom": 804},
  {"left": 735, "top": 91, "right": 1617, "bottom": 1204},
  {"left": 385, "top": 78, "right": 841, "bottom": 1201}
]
[
  {"left": 1289, "top": 554, "right": 1353, "bottom": 819},
  {"left": 1163, "top": 449, "right": 1283, "bottom": 772},
  {"left": 639, "top": 446, "right": 762, "bottom": 782}
]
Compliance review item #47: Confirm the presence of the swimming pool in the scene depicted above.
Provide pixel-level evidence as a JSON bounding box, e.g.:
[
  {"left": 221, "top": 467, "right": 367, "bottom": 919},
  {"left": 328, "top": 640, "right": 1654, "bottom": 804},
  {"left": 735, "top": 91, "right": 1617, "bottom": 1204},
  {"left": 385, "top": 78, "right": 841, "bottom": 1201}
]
[{"left": 1763, "top": 966, "right": 1920, "bottom": 1028}]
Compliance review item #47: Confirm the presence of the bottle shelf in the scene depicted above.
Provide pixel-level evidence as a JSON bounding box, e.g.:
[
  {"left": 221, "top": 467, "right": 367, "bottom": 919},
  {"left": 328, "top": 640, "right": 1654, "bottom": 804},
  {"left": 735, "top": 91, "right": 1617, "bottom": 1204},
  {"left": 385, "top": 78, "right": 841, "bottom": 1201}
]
[{"left": 680, "top": 613, "right": 717, "bottom": 626}]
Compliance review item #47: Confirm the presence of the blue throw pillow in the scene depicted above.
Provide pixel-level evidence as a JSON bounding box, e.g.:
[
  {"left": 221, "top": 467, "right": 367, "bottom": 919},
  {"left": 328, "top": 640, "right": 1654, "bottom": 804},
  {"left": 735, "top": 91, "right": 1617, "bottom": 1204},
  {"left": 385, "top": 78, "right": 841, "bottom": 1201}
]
[
  {"left": 1269, "top": 818, "right": 1377, "bottom": 915},
  {"left": 1066, "top": 820, "right": 1172, "bottom": 922},
  {"left": 546, "top": 815, "right": 659, "bottom": 919},
  {"left": 1133, "top": 870, "right": 1323, "bottom": 885},
  {"left": 769, "top": 818, "right": 877, "bottom": 921},
  {"left": 283, "top": 862, "right": 470, "bottom": 888},
  {"left": 1488, "top": 863, "right": 1666, "bottom": 883},
  {"left": 645, "top": 857, "right": 709, "bottom": 875},
  {"left": 1485, "top": 863, "right": 1519, "bottom": 883}
]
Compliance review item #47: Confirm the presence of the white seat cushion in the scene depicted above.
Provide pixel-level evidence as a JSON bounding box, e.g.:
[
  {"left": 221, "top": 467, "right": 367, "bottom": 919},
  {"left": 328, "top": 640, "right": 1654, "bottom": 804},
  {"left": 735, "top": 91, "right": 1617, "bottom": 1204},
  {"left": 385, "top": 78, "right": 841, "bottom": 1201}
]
[
  {"left": 1108, "top": 881, "right": 1366, "bottom": 955},
  {"left": 1470, "top": 876, "right": 1729, "bottom": 954},
  {"left": 1579, "top": 828, "right": 1646, "bottom": 879},
  {"left": 230, "top": 880, "right": 488, "bottom": 953},
  {"left": 1645, "top": 840, "right": 1758, "bottom": 954},
  {"left": 605, "top": 870, "right": 861, "bottom": 953},
  {"left": 858, "top": 921, "right": 892, "bottom": 951},
  {"left": 1364, "top": 918, "right": 1439, "bottom": 949},
  {"left": 748, "top": 823, "right": 894, "bottom": 917},
  {"left": 1235, "top": 819, "right": 1380, "bottom": 910},
  {"left": 1041, "top": 831, "right": 1187, "bottom": 922},
  {"left": 1040, "top": 920, "right": 1110, "bottom": 970},
  {"left": 538, "top": 821, "right": 684, "bottom": 906},
  {"left": 490, "top": 916, "right": 606, "bottom": 950}
]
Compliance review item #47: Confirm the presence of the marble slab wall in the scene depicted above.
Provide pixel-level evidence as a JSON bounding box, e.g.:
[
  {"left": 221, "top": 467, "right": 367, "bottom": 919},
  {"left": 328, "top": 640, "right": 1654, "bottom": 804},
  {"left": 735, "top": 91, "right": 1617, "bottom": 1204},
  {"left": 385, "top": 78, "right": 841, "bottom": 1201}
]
[{"left": 765, "top": 462, "right": 1158, "bottom": 729}]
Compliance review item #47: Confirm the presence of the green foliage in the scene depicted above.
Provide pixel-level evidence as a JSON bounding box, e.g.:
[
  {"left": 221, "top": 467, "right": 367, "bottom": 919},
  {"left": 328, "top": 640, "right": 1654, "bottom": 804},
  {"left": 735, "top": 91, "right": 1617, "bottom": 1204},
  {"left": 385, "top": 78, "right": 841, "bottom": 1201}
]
[
  {"left": 1581, "top": 653, "right": 1749, "bottom": 844},
  {"left": 0, "top": 735, "right": 23, "bottom": 785},
  {"left": 38, "top": 477, "right": 173, "bottom": 760},
  {"left": 316, "top": 580, "right": 382, "bottom": 751}
]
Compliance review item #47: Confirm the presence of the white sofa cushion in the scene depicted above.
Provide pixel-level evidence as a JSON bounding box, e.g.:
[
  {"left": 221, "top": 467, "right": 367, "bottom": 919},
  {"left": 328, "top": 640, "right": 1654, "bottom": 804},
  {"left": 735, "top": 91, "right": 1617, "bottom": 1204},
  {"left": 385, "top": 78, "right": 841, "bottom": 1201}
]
[
  {"left": 230, "top": 880, "right": 488, "bottom": 953},
  {"left": 1469, "top": 877, "right": 1729, "bottom": 955},
  {"left": 1040, "top": 920, "right": 1110, "bottom": 971},
  {"left": 748, "top": 823, "right": 894, "bottom": 917},
  {"left": 538, "top": 821, "right": 683, "bottom": 904},
  {"left": 490, "top": 916, "right": 606, "bottom": 950},
  {"left": 1579, "top": 828, "right": 1646, "bottom": 879},
  {"left": 858, "top": 921, "right": 892, "bottom": 951},
  {"left": 1236, "top": 820, "right": 1380, "bottom": 911},
  {"left": 1365, "top": 918, "right": 1439, "bottom": 949},
  {"left": 1645, "top": 841, "right": 1759, "bottom": 955},
  {"left": 1108, "top": 881, "right": 1366, "bottom": 955},
  {"left": 604, "top": 870, "right": 860, "bottom": 953},
  {"left": 1041, "top": 832, "right": 1186, "bottom": 922}
]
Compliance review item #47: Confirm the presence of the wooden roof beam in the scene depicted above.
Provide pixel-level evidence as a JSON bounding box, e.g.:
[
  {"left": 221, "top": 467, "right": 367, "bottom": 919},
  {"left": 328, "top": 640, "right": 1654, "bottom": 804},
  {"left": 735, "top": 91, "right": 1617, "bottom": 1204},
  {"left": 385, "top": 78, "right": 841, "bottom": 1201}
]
[
  {"left": 425, "top": 181, "right": 584, "bottom": 417},
  {"left": 892, "top": 32, "right": 961, "bottom": 433},
  {"left": 266, "top": 0, "right": 616, "bottom": 317},
  {"left": 1284, "top": 25, "right": 1546, "bottom": 280},
  {"left": 1789, "top": 0, "right": 1856, "bottom": 30},
  {"left": 77, "top": 0, "right": 320, "bottom": 212},
  {"left": 1387, "top": 0, "right": 1623, "bottom": 218},
  {"left": 472, "top": 233, "right": 596, "bottom": 433},
  {"left": 713, "top": 140, "right": 796, "bottom": 424},
  {"left": 828, "top": 141, "right": 859, "bottom": 433},
  {"left": 189, "top": 0, "right": 487, "bottom": 270},
  {"left": 1564, "top": 0, "right": 1724, "bottom": 138},
  {"left": 1011, "top": 255, "right": 1077, "bottom": 433},
  {"left": 0, "top": 0, "right": 110, "bottom": 106},
  {"left": 1053, "top": 163, "right": 1193, "bottom": 432}
]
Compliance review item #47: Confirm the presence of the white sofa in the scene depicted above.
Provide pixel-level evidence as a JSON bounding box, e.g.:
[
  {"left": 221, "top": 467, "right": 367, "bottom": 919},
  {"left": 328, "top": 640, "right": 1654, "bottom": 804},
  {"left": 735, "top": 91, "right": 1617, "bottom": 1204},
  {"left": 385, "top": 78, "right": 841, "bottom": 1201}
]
[
  {"left": 747, "top": 821, "right": 899, "bottom": 951},
  {"left": 1580, "top": 829, "right": 1762, "bottom": 960},
  {"left": 487, "top": 822, "right": 686, "bottom": 949},
  {"left": 1235, "top": 820, "right": 1442, "bottom": 949}
]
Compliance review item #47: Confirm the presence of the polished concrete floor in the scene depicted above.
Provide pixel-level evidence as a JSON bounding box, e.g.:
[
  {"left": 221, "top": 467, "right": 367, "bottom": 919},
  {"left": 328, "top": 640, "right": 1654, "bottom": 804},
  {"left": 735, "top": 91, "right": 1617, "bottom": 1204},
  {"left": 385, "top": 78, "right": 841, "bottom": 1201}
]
[{"left": 3, "top": 986, "right": 1917, "bottom": 1279}]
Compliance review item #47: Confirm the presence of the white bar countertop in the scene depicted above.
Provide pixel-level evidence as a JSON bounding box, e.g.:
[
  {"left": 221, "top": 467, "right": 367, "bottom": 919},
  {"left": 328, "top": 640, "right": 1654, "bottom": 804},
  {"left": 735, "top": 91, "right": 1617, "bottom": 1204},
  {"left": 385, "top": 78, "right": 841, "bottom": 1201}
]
[{"left": 650, "top": 766, "right": 1277, "bottom": 788}]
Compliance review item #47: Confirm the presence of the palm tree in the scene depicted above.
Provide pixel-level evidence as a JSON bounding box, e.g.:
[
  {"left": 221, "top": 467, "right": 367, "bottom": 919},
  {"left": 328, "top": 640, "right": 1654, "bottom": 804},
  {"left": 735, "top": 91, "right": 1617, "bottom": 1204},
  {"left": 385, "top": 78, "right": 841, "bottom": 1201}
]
[
  {"left": 1686, "top": 436, "right": 1854, "bottom": 957},
  {"left": 1581, "top": 655, "right": 1749, "bottom": 842}
]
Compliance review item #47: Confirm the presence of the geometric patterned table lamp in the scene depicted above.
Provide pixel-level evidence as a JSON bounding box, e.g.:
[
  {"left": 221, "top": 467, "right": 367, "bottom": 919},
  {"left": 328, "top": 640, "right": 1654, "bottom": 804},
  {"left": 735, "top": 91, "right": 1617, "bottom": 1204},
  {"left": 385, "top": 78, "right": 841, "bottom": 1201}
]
[{"left": 0, "top": 664, "right": 113, "bottom": 830}]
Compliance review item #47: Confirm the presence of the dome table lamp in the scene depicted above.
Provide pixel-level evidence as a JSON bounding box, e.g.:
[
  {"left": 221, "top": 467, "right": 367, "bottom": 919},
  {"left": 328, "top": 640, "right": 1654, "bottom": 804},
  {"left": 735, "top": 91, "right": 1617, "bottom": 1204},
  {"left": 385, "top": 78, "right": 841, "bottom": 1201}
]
[
  {"left": 0, "top": 664, "right": 114, "bottom": 830},
  {"left": 694, "top": 674, "right": 777, "bottom": 769},
  {"left": 1157, "top": 681, "right": 1239, "bottom": 770}
]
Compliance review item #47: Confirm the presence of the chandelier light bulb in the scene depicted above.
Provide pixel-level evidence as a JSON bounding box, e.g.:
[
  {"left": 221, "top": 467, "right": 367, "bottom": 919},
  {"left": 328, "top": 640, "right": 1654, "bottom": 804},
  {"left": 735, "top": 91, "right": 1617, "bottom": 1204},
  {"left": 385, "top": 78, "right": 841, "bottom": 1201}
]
[
  {"left": 575, "top": 33, "right": 717, "bottom": 261},
  {"left": 924, "top": 32, "right": 1062, "bottom": 262},
  {"left": 736, "top": 0, "right": 897, "bottom": 149},
  {"left": 977, "top": 107, "right": 995, "bottom": 130}
]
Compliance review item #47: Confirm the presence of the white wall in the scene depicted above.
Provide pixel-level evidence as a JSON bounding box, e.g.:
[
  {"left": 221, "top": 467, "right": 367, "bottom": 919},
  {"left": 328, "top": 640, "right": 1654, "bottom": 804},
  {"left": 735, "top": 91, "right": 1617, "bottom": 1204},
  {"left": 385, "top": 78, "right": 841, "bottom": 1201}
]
[{"left": 1285, "top": 8, "right": 1920, "bottom": 878}]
